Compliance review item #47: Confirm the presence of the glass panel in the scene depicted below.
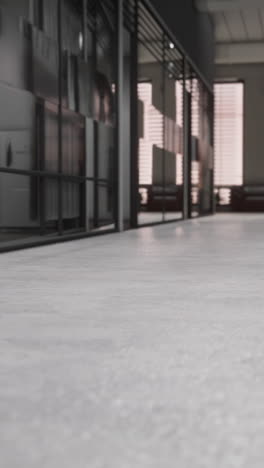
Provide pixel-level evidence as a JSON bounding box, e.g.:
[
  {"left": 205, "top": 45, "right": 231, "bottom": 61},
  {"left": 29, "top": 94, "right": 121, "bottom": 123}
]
[
  {"left": 61, "top": 0, "right": 84, "bottom": 113},
  {"left": 199, "top": 88, "right": 213, "bottom": 215},
  {"left": 164, "top": 76, "right": 184, "bottom": 222},
  {"left": 0, "top": 5, "right": 32, "bottom": 91},
  {"left": 96, "top": 122, "right": 115, "bottom": 181},
  {"left": 0, "top": 173, "right": 59, "bottom": 248},
  {"left": 84, "top": 1, "right": 117, "bottom": 226},
  {"left": 43, "top": 101, "right": 59, "bottom": 172},
  {"left": 44, "top": 178, "right": 59, "bottom": 234},
  {"left": 32, "top": 27, "right": 59, "bottom": 104},
  {"left": 0, "top": 94, "right": 59, "bottom": 174},
  {"left": 137, "top": 2, "right": 185, "bottom": 226},
  {"left": 137, "top": 69, "right": 163, "bottom": 225},
  {"left": 62, "top": 109, "right": 85, "bottom": 176},
  {"left": 62, "top": 0, "right": 83, "bottom": 56},
  {"left": 86, "top": 180, "right": 94, "bottom": 231},
  {"left": 191, "top": 77, "right": 200, "bottom": 217},
  {"left": 0, "top": 0, "right": 31, "bottom": 20},
  {"left": 0, "top": 0, "right": 119, "bottom": 250},
  {"left": 43, "top": 0, "right": 58, "bottom": 41},
  {"left": 189, "top": 77, "right": 214, "bottom": 217},
  {"left": 77, "top": 58, "right": 94, "bottom": 118},
  {"left": 85, "top": 118, "right": 94, "bottom": 179},
  {"left": 123, "top": 26, "right": 131, "bottom": 229},
  {"left": 62, "top": 181, "right": 85, "bottom": 232},
  {"left": 0, "top": 172, "right": 40, "bottom": 237},
  {"left": 86, "top": 180, "right": 115, "bottom": 232},
  {"left": 0, "top": 85, "right": 36, "bottom": 171},
  {"left": 94, "top": 2, "right": 116, "bottom": 124},
  {"left": 93, "top": 2, "right": 117, "bottom": 195}
]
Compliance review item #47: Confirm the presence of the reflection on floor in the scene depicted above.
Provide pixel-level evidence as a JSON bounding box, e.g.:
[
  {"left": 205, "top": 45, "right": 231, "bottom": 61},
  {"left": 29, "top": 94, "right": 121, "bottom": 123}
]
[
  {"left": 0, "top": 224, "right": 116, "bottom": 250},
  {"left": 91, "top": 224, "right": 115, "bottom": 233},
  {"left": 0, "top": 231, "right": 39, "bottom": 248},
  {"left": 138, "top": 211, "right": 183, "bottom": 225},
  {"left": 0, "top": 232, "right": 32, "bottom": 243},
  {"left": 0, "top": 217, "right": 184, "bottom": 248}
]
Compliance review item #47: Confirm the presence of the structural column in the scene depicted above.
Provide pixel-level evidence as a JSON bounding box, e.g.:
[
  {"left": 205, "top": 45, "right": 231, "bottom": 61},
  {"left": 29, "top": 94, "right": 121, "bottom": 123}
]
[{"left": 117, "top": 0, "right": 124, "bottom": 232}]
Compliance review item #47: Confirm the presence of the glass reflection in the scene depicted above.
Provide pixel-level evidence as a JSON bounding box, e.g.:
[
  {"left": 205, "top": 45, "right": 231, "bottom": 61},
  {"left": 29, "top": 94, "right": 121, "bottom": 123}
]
[{"left": 0, "top": 173, "right": 60, "bottom": 247}]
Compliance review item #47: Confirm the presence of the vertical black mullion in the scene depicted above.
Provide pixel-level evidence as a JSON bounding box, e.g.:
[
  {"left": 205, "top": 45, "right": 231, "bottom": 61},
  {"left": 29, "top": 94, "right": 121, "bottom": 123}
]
[
  {"left": 93, "top": 2, "right": 99, "bottom": 229},
  {"left": 117, "top": 0, "right": 123, "bottom": 231},
  {"left": 83, "top": 0, "right": 88, "bottom": 61},
  {"left": 82, "top": 0, "right": 87, "bottom": 229},
  {"left": 183, "top": 57, "right": 187, "bottom": 219},
  {"left": 130, "top": 0, "right": 138, "bottom": 228},
  {"left": 187, "top": 93, "right": 192, "bottom": 219},
  {"left": 57, "top": 0, "right": 63, "bottom": 235},
  {"left": 34, "top": 2, "right": 46, "bottom": 233},
  {"left": 183, "top": 58, "right": 191, "bottom": 219},
  {"left": 93, "top": 123, "right": 99, "bottom": 228},
  {"left": 196, "top": 79, "right": 200, "bottom": 217},
  {"left": 181, "top": 59, "right": 185, "bottom": 217},
  {"left": 190, "top": 74, "right": 193, "bottom": 218},
  {"left": 35, "top": 0, "right": 44, "bottom": 30},
  {"left": 162, "top": 33, "right": 166, "bottom": 223},
  {"left": 210, "top": 91, "right": 215, "bottom": 214},
  {"left": 189, "top": 75, "right": 194, "bottom": 218},
  {"left": 189, "top": 79, "right": 193, "bottom": 218},
  {"left": 198, "top": 80, "right": 202, "bottom": 217},
  {"left": 36, "top": 101, "right": 46, "bottom": 234},
  {"left": 114, "top": 0, "right": 119, "bottom": 231}
]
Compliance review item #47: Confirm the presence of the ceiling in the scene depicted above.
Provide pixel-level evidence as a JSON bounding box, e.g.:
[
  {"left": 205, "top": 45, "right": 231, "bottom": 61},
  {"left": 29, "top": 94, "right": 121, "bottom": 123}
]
[{"left": 196, "top": 0, "right": 264, "bottom": 64}]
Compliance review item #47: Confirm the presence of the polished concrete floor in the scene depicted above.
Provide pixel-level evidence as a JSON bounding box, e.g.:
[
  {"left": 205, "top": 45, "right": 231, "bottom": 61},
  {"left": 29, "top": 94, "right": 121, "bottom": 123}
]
[{"left": 1, "top": 214, "right": 264, "bottom": 468}]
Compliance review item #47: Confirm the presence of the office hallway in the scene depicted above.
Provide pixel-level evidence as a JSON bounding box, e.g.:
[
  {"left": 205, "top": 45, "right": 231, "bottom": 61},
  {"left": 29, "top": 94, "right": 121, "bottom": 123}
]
[{"left": 1, "top": 214, "right": 264, "bottom": 468}]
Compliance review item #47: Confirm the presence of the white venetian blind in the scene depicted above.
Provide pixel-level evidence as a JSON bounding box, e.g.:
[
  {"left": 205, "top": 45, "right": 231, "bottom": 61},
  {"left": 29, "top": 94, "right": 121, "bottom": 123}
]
[
  {"left": 138, "top": 82, "right": 183, "bottom": 186},
  {"left": 138, "top": 83, "right": 163, "bottom": 185},
  {"left": 214, "top": 82, "right": 244, "bottom": 186}
]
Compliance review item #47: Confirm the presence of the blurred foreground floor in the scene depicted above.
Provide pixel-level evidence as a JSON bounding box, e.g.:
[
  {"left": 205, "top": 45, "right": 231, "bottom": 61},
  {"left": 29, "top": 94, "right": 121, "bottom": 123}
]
[{"left": 1, "top": 214, "right": 264, "bottom": 468}]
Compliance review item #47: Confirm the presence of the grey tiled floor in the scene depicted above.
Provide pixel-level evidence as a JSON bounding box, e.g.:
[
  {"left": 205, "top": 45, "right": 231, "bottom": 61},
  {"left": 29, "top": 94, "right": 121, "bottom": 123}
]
[{"left": 1, "top": 213, "right": 264, "bottom": 468}]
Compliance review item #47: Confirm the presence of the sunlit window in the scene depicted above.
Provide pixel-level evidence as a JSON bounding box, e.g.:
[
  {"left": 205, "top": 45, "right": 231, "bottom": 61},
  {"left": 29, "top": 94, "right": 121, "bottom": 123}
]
[{"left": 214, "top": 82, "right": 244, "bottom": 186}]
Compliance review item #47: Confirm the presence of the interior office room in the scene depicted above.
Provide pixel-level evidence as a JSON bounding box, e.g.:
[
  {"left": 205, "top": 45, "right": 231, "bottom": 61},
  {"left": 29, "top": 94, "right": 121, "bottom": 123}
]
[{"left": 1, "top": 1, "right": 264, "bottom": 467}]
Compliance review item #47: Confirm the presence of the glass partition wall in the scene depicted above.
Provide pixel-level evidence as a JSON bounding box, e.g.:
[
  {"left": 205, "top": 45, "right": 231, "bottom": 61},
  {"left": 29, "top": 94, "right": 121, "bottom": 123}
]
[
  {"left": 0, "top": 0, "right": 118, "bottom": 250},
  {"left": 137, "top": 2, "right": 184, "bottom": 226},
  {"left": 0, "top": 0, "right": 61, "bottom": 248},
  {"left": 135, "top": 2, "right": 213, "bottom": 227},
  {"left": 0, "top": 0, "right": 213, "bottom": 252}
]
